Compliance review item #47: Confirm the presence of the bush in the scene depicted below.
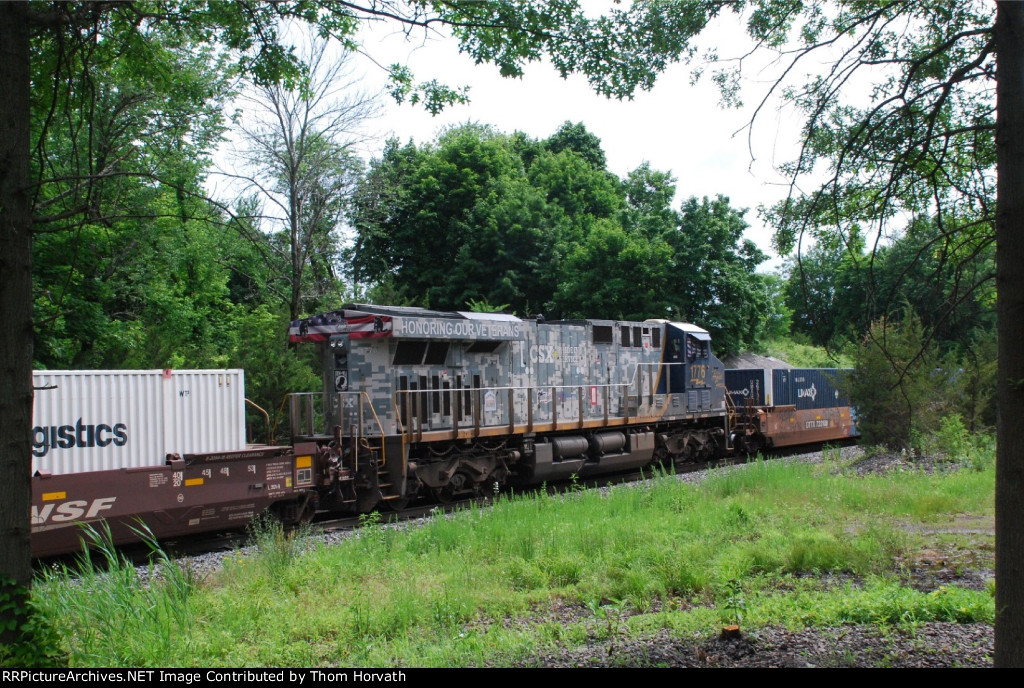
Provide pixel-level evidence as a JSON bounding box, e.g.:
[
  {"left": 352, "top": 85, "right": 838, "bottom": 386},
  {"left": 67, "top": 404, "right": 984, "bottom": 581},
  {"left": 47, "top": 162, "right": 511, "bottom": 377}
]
[{"left": 847, "top": 313, "right": 949, "bottom": 450}]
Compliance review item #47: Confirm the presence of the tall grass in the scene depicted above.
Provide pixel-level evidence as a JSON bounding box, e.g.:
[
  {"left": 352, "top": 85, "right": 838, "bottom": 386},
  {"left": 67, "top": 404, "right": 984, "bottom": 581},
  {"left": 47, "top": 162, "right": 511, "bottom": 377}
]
[
  {"left": 30, "top": 444, "right": 995, "bottom": 667},
  {"left": 30, "top": 523, "right": 197, "bottom": 666}
]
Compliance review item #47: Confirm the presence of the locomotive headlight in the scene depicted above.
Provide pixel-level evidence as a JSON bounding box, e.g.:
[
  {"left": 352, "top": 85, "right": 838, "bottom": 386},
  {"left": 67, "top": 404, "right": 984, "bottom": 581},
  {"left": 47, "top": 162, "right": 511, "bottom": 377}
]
[{"left": 329, "top": 335, "right": 347, "bottom": 351}]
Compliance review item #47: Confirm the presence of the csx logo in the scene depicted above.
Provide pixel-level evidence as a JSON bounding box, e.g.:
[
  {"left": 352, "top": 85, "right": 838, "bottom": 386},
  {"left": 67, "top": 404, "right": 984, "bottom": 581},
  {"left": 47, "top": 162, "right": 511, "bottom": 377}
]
[
  {"left": 31, "top": 497, "right": 116, "bottom": 525},
  {"left": 529, "top": 345, "right": 559, "bottom": 363}
]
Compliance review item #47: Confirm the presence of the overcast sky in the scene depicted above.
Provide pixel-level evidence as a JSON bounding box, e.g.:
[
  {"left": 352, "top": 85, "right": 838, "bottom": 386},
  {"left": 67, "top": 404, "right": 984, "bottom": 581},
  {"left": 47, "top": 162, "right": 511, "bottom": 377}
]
[{"left": 352, "top": 15, "right": 806, "bottom": 270}]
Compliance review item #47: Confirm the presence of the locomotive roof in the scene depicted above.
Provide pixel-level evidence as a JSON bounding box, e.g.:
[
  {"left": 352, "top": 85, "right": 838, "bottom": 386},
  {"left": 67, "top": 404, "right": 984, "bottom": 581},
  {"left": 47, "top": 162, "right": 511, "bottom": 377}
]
[
  {"left": 290, "top": 304, "right": 714, "bottom": 344},
  {"left": 342, "top": 304, "right": 469, "bottom": 319},
  {"left": 289, "top": 304, "right": 525, "bottom": 343}
]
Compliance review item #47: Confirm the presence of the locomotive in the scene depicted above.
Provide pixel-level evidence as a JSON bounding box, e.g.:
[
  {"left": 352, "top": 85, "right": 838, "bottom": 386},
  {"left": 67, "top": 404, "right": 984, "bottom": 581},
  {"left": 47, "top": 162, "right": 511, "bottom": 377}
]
[
  {"left": 287, "top": 304, "right": 729, "bottom": 511},
  {"left": 29, "top": 304, "right": 853, "bottom": 558}
]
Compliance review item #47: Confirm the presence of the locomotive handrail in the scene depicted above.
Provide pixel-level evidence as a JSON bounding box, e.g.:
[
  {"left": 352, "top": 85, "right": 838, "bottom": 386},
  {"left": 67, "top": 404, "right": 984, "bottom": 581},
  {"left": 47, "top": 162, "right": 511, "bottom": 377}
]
[
  {"left": 351, "top": 390, "right": 387, "bottom": 468},
  {"left": 287, "top": 390, "right": 385, "bottom": 444},
  {"left": 394, "top": 380, "right": 648, "bottom": 441},
  {"left": 625, "top": 360, "right": 690, "bottom": 399},
  {"left": 306, "top": 363, "right": 708, "bottom": 446}
]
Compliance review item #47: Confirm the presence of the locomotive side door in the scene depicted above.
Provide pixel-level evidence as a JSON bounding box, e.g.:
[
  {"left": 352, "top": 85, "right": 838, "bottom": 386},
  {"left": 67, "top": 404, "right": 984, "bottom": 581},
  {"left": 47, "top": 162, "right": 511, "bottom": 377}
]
[
  {"left": 588, "top": 322, "right": 616, "bottom": 417},
  {"left": 510, "top": 336, "right": 532, "bottom": 428},
  {"left": 662, "top": 326, "right": 687, "bottom": 398}
]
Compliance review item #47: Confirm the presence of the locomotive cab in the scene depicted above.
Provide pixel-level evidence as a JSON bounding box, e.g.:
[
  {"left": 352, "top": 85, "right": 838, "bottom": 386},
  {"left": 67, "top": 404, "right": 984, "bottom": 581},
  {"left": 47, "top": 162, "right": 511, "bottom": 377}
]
[{"left": 657, "top": 322, "right": 722, "bottom": 412}]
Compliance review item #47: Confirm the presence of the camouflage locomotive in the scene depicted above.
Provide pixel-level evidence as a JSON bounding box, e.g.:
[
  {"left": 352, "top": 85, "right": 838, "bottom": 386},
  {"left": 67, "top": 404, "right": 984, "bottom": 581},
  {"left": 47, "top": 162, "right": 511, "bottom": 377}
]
[{"left": 287, "top": 304, "right": 730, "bottom": 510}]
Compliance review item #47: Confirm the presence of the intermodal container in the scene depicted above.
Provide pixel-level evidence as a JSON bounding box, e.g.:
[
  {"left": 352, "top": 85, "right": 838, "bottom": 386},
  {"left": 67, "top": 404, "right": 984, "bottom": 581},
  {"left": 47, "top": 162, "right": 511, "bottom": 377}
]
[
  {"left": 31, "top": 369, "right": 246, "bottom": 475},
  {"left": 725, "top": 368, "right": 772, "bottom": 407},
  {"left": 771, "top": 368, "right": 851, "bottom": 410}
]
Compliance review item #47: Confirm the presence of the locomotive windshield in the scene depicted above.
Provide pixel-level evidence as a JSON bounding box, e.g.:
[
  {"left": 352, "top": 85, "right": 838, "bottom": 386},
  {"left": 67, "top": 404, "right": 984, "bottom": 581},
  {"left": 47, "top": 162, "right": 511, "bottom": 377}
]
[{"left": 686, "top": 335, "right": 709, "bottom": 360}]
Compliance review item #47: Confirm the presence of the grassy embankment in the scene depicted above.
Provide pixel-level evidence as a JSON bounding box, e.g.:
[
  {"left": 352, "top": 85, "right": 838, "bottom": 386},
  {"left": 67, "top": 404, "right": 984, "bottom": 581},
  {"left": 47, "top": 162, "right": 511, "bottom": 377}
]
[{"left": 23, "top": 442, "right": 994, "bottom": 667}]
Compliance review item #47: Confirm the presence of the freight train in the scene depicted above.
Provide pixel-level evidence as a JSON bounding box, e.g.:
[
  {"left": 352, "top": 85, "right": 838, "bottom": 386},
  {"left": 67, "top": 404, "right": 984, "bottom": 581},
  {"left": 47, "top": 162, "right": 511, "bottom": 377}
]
[{"left": 29, "top": 304, "right": 856, "bottom": 558}]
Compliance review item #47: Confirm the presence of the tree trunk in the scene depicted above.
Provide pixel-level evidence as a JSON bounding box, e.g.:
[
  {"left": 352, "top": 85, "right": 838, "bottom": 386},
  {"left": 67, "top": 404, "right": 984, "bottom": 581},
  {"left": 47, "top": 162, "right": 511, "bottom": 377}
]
[
  {"left": 995, "top": 0, "right": 1024, "bottom": 669},
  {"left": 0, "top": 2, "right": 35, "bottom": 644}
]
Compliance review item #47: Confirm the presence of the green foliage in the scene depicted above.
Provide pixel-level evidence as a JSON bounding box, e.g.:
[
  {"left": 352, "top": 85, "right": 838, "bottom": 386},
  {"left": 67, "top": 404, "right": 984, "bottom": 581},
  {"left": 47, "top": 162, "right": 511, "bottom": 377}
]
[
  {"left": 782, "top": 232, "right": 868, "bottom": 350},
  {"left": 761, "top": 336, "right": 852, "bottom": 369},
  {"left": 350, "top": 123, "right": 776, "bottom": 350},
  {"left": 0, "top": 576, "right": 66, "bottom": 668},
  {"left": 31, "top": 523, "right": 197, "bottom": 666},
  {"left": 30, "top": 13, "right": 241, "bottom": 369},
  {"left": 668, "top": 195, "right": 771, "bottom": 354},
  {"left": 748, "top": 2, "right": 998, "bottom": 432},
  {"left": 721, "top": 578, "right": 747, "bottom": 626},
  {"left": 226, "top": 306, "right": 320, "bottom": 443},
  {"left": 756, "top": 2, "right": 996, "bottom": 259},
  {"left": 847, "top": 313, "right": 948, "bottom": 450},
  {"left": 464, "top": 297, "right": 510, "bottom": 313},
  {"left": 545, "top": 121, "right": 608, "bottom": 169},
  {"left": 847, "top": 309, "right": 997, "bottom": 450},
  {"left": 553, "top": 219, "right": 675, "bottom": 321},
  {"left": 246, "top": 512, "right": 312, "bottom": 581},
  {"left": 935, "top": 415, "right": 967, "bottom": 463}
]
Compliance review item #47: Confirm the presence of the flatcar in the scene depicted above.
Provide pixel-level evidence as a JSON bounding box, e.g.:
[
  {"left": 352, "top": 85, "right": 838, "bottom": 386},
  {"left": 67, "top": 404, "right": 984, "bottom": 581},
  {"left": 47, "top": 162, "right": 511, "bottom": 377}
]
[
  {"left": 725, "top": 366, "right": 858, "bottom": 453},
  {"left": 28, "top": 304, "right": 856, "bottom": 558},
  {"left": 30, "top": 370, "right": 316, "bottom": 558}
]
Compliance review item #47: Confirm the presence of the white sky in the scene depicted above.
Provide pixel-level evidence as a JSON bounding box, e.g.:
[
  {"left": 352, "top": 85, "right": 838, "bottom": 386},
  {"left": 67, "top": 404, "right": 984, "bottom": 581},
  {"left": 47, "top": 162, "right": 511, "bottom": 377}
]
[{"left": 350, "top": 14, "right": 806, "bottom": 270}]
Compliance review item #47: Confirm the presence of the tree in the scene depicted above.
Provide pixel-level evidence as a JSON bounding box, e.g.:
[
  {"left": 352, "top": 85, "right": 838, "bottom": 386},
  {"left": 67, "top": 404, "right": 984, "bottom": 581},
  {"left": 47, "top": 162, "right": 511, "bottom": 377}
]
[
  {"left": 229, "top": 29, "right": 377, "bottom": 321},
  {"left": 2, "top": 3, "right": 720, "bottom": 648},
  {"left": 783, "top": 231, "right": 869, "bottom": 349},
  {"left": 349, "top": 123, "right": 623, "bottom": 314},
  {"left": 847, "top": 312, "right": 945, "bottom": 449},
  {"left": 554, "top": 218, "right": 676, "bottom": 320},
  {"left": 700, "top": 0, "right": 1017, "bottom": 664},
  {"left": 545, "top": 120, "right": 607, "bottom": 169},
  {"left": 994, "top": 3, "right": 1024, "bottom": 666},
  {"left": 669, "top": 195, "right": 770, "bottom": 354}
]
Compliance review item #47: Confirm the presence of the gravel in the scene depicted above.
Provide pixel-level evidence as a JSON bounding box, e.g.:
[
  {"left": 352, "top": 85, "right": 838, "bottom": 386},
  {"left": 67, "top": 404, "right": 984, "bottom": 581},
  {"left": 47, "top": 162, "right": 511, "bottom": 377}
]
[{"left": 505, "top": 621, "right": 993, "bottom": 668}]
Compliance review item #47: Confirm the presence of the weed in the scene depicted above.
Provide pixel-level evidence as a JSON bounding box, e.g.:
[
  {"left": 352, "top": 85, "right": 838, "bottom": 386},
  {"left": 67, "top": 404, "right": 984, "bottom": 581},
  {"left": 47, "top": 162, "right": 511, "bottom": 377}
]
[
  {"left": 30, "top": 522, "right": 197, "bottom": 666},
  {"left": 822, "top": 443, "right": 842, "bottom": 464},
  {"left": 936, "top": 415, "right": 969, "bottom": 462},
  {"left": 248, "top": 512, "right": 308, "bottom": 578},
  {"left": 568, "top": 473, "right": 584, "bottom": 493},
  {"left": 722, "top": 578, "right": 747, "bottom": 626},
  {"left": 586, "top": 597, "right": 632, "bottom": 656}
]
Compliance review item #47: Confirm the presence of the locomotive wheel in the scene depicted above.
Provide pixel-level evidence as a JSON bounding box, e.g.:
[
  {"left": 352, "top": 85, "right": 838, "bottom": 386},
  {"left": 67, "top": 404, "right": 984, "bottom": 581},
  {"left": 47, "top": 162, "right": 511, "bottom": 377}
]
[
  {"left": 382, "top": 494, "right": 411, "bottom": 511},
  {"left": 434, "top": 470, "right": 475, "bottom": 503}
]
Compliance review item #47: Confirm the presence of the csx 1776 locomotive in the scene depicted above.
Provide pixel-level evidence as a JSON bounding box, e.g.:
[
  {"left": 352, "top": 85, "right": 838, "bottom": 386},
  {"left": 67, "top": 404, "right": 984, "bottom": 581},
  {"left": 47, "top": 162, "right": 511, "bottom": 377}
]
[
  {"left": 30, "top": 304, "right": 734, "bottom": 557},
  {"left": 287, "top": 304, "right": 729, "bottom": 510}
]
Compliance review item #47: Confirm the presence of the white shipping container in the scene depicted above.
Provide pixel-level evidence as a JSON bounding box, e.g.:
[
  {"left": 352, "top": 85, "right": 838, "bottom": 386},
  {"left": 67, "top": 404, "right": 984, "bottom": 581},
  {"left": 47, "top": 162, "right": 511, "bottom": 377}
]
[{"left": 31, "top": 369, "right": 247, "bottom": 475}]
